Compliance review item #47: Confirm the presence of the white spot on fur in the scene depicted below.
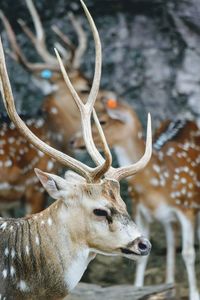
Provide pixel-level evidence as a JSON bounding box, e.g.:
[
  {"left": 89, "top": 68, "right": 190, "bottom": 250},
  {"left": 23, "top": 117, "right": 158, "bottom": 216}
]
[
  {"left": 38, "top": 151, "right": 44, "bottom": 157},
  {"left": 4, "top": 159, "right": 12, "bottom": 168},
  {"left": 150, "top": 178, "right": 160, "bottom": 187},
  {"left": 152, "top": 164, "right": 160, "bottom": 173},
  {"left": 50, "top": 107, "right": 58, "bottom": 114},
  {"left": 8, "top": 137, "right": 15, "bottom": 144},
  {"left": 47, "top": 161, "right": 54, "bottom": 171},
  {"left": 181, "top": 177, "right": 187, "bottom": 184}
]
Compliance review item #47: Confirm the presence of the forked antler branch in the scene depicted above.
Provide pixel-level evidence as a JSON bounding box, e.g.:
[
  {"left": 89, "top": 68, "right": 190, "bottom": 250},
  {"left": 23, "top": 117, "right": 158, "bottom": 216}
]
[
  {"left": 0, "top": 10, "right": 56, "bottom": 72},
  {"left": 18, "top": 0, "right": 58, "bottom": 65},
  {"left": 0, "top": 0, "right": 152, "bottom": 183},
  {"left": 107, "top": 114, "right": 152, "bottom": 181},
  {"left": 0, "top": 0, "right": 112, "bottom": 182},
  {"left": 52, "top": 12, "right": 87, "bottom": 69}
]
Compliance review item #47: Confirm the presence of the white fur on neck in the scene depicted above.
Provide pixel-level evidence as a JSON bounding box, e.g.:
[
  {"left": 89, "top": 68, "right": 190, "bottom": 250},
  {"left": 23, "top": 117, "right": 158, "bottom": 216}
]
[
  {"left": 64, "top": 248, "right": 93, "bottom": 292},
  {"left": 114, "top": 146, "right": 133, "bottom": 166}
]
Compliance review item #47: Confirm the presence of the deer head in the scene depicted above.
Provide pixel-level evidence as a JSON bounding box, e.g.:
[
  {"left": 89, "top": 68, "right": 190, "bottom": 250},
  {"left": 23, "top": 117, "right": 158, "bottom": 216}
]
[
  {"left": 0, "top": 0, "right": 152, "bottom": 280},
  {"left": 70, "top": 99, "right": 143, "bottom": 155}
]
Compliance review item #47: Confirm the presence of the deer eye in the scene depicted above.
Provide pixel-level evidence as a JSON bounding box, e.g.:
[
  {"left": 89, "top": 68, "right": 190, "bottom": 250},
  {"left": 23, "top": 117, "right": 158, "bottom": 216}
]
[
  {"left": 80, "top": 88, "right": 90, "bottom": 94},
  {"left": 100, "top": 120, "right": 107, "bottom": 126},
  {"left": 93, "top": 209, "right": 108, "bottom": 217}
]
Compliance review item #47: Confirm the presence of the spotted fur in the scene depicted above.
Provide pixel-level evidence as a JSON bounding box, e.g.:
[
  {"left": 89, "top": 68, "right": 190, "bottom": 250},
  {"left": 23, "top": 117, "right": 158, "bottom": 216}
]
[
  {"left": 72, "top": 101, "right": 200, "bottom": 300},
  {"left": 153, "top": 119, "right": 187, "bottom": 150},
  {"left": 0, "top": 173, "right": 148, "bottom": 299}
]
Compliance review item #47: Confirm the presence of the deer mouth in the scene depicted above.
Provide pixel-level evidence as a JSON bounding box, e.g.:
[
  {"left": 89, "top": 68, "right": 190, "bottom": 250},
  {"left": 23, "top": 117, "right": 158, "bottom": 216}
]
[
  {"left": 78, "top": 145, "right": 86, "bottom": 151},
  {"left": 120, "top": 248, "right": 141, "bottom": 256}
]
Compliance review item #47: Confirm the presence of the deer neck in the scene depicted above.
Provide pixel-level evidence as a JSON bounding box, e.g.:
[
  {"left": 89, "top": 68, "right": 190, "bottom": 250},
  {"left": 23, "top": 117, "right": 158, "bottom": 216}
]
[
  {"left": 114, "top": 135, "right": 145, "bottom": 167},
  {"left": 0, "top": 201, "right": 94, "bottom": 299},
  {"left": 42, "top": 82, "right": 80, "bottom": 152}
]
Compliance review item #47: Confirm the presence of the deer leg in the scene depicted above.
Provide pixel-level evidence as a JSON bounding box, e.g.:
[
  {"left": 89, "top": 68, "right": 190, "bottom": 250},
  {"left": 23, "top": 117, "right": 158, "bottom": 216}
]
[
  {"left": 161, "top": 220, "right": 176, "bottom": 284},
  {"left": 134, "top": 206, "right": 151, "bottom": 287},
  {"left": 176, "top": 210, "right": 199, "bottom": 300}
]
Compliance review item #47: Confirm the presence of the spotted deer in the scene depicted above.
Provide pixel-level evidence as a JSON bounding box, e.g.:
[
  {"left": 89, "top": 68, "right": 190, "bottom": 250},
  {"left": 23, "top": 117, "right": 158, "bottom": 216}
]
[
  {"left": 0, "top": 0, "right": 116, "bottom": 215},
  {"left": 71, "top": 99, "right": 200, "bottom": 300},
  {"left": 0, "top": 1, "right": 152, "bottom": 298}
]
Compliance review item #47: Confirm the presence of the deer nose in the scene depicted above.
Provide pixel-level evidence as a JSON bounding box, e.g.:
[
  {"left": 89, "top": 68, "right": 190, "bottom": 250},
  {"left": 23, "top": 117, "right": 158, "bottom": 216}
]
[
  {"left": 137, "top": 237, "right": 151, "bottom": 256},
  {"left": 69, "top": 138, "right": 75, "bottom": 148}
]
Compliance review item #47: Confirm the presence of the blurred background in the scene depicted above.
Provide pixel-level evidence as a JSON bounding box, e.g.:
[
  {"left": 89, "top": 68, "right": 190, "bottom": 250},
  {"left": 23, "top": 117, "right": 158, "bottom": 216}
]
[{"left": 0, "top": 0, "right": 200, "bottom": 299}]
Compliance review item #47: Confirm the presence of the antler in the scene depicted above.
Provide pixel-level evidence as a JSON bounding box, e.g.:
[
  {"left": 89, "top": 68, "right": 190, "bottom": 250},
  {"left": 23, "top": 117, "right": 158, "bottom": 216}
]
[
  {"left": 17, "top": 0, "right": 58, "bottom": 66},
  {"left": 1, "top": 0, "right": 87, "bottom": 72},
  {"left": 0, "top": 0, "right": 152, "bottom": 183},
  {"left": 0, "top": 0, "right": 111, "bottom": 183},
  {"left": 68, "top": 12, "right": 87, "bottom": 69},
  {"left": 0, "top": 10, "right": 57, "bottom": 72},
  {"left": 54, "top": 0, "right": 111, "bottom": 172},
  {"left": 107, "top": 114, "right": 152, "bottom": 181},
  {"left": 52, "top": 12, "right": 87, "bottom": 69}
]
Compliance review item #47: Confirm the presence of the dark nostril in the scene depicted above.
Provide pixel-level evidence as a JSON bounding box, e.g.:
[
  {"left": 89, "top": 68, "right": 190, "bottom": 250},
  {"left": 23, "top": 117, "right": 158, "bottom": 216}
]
[
  {"left": 69, "top": 139, "right": 75, "bottom": 147},
  {"left": 138, "top": 238, "right": 151, "bottom": 256},
  {"left": 138, "top": 242, "right": 147, "bottom": 251}
]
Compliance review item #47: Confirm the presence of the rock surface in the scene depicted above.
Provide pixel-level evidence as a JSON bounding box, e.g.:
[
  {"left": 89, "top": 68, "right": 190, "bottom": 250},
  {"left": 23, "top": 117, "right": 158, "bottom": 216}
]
[{"left": 67, "top": 283, "right": 177, "bottom": 300}]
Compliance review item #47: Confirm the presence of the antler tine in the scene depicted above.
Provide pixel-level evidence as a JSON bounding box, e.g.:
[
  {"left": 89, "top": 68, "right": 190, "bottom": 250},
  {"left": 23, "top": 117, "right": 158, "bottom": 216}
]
[
  {"left": 109, "top": 114, "right": 152, "bottom": 181},
  {"left": 55, "top": 48, "right": 106, "bottom": 168},
  {"left": 68, "top": 12, "right": 87, "bottom": 69},
  {"left": 52, "top": 25, "right": 75, "bottom": 52},
  {"left": 0, "top": 10, "right": 59, "bottom": 72},
  {"left": 92, "top": 109, "right": 112, "bottom": 180},
  {"left": 0, "top": 10, "right": 30, "bottom": 69},
  {"left": 80, "top": 0, "right": 101, "bottom": 114},
  {"left": 23, "top": 0, "right": 58, "bottom": 65},
  {"left": 0, "top": 38, "right": 107, "bottom": 183},
  {"left": 54, "top": 42, "right": 69, "bottom": 60},
  {"left": 54, "top": 48, "right": 84, "bottom": 111},
  {"left": 25, "top": 0, "right": 44, "bottom": 42},
  {"left": 54, "top": 0, "right": 112, "bottom": 177},
  {"left": 52, "top": 25, "right": 75, "bottom": 66}
]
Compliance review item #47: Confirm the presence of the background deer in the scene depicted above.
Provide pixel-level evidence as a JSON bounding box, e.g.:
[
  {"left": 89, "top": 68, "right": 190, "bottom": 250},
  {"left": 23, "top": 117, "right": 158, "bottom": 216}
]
[
  {"left": 71, "top": 99, "right": 200, "bottom": 300},
  {"left": 0, "top": 1, "right": 152, "bottom": 297},
  {"left": 0, "top": 0, "right": 116, "bottom": 215}
]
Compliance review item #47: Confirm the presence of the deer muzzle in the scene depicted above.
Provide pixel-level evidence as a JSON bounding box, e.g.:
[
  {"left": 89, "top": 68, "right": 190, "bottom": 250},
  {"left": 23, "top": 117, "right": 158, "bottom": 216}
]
[{"left": 121, "top": 237, "right": 151, "bottom": 256}]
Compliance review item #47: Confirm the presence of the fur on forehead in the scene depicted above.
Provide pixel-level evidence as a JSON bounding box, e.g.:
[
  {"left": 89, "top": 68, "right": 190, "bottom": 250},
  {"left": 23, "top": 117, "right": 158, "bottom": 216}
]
[
  {"left": 83, "top": 178, "right": 121, "bottom": 205},
  {"left": 64, "top": 170, "right": 86, "bottom": 184},
  {"left": 64, "top": 171, "right": 120, "bottom": 189}
]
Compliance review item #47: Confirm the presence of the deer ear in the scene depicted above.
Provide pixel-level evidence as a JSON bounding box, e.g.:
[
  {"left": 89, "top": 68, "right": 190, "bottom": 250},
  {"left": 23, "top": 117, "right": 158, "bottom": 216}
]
[
  {"left": 34, "top": 168, "right": 67, "bottom": 200},
  {"left": 106, "top": 107, "right": 133, "bottom": 124}
]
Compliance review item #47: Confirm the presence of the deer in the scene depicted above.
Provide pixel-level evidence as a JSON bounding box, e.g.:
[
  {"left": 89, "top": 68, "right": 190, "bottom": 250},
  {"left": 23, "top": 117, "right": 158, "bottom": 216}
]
[
  {"left": 0, "top": 1, "right": 152, "bottom": 298},
  {"left": 71, "top": 99, "right": 200, "bottom": 300},
  {"left": 0, "top": 0, "right": 116, "bottom": 215}
]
